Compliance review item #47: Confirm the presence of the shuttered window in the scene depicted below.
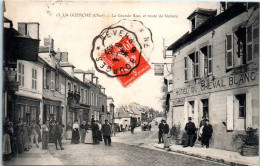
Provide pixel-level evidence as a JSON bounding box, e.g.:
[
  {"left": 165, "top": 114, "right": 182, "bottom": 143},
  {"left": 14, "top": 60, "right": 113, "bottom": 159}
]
[{"left": 226, "top": 34, "right": 233, "bottom": 69}]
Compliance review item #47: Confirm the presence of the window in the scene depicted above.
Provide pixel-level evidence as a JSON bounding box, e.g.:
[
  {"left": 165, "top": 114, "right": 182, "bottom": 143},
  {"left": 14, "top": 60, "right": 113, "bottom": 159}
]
[
  {"left": 201, "top": 99, "right": 209, "bottom": 118},
  {"left": 51, "top": 71, "right": 55, "bottom": 90},
  {"left": 85, "top": 90, "right": 88, "bottom": 104},
  {"left": 32, "top": 68, "right": 37, "bottom": 89},
  {"left": 188, "top": 52, "right": 195, "bottom": 79},
  {"left": 184, "top": 57, "right": 188, "bottom": 82},
  {"left": 100, "top": 96, "right": 102, "bottom": 107},
  {"left": 68, "top": 83, "right": 71, "bottom": 91},
  {"left": 194, "top": 51, "right": 199, "bottom": 78},
  {"left": 247, "top": 26, "right": 253, "bottom": 62},
  {"left": 96, "top": 94, "right": 98, "bottom": 106},
  {"left": 236, "top": 94, "right": 246, "bottom": 118},
  {"left": 43, "top": 68, "right": 47, "bottom": 88},
  {"left": 18, "top": 63, "right": 24, "bottom": 87},
  {"left": 253, "top": 27, "right": 259, "bottom": 55},
  {"left": 226, "top": 34, "right": 233, "bottom": 69},
  {"left": 208, "top": 45, "right": 212, "bottom": 75},
  {"left": 55, "top": 73, "right": 59, "bottom": 91},
  {"left": 81, "top": 88, "right": 84, "bottom": 103},
  {"left": 91, "top": 92, "right": 94, "bottom": 106},
  {"left": 74, "top": 85, "right": 77, "bottom": 92}
]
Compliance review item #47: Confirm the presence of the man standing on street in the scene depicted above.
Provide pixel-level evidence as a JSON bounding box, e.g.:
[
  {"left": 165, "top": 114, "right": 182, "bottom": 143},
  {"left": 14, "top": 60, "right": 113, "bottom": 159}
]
[
  {"left": 201, "top": 119, "right": 213, "bottom": 148},
  {"left": 52, "top": 121, "right": 64, "bottom": 150},
  {"left": 101, "top": 119, "right": 111, "bottom": 146},
  {"left": 158, "top": 119, "right": 164, "bottom": 144},
  {"left": 162, "top": 120, "right": 170, "bottom": 149},
  {"left": 184, "top": 117, "right": 196, "bottom": 147},
  {"left": 29, "top": 120, "right": 40, "bottom": 148}
]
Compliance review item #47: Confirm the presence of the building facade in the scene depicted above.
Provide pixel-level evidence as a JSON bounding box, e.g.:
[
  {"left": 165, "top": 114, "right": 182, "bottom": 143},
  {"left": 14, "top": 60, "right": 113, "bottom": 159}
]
[{"left": 167, "top": 3, "right": 259, "bottom": 151}]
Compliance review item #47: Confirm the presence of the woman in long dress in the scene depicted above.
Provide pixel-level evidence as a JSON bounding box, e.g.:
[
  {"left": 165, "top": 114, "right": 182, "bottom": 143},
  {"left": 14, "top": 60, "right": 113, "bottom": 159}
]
[
  {"left": 22, "top": 122, "right": 30, "bottom": 151},
  {"left": 85, "top": 122, "right": 93, "bottom": 144},
  {"left": 3, "top": 120, "right": 12, "bottom": 161},
  {"left": 71, "top": 120, "right": 80, "bottom": 144}
]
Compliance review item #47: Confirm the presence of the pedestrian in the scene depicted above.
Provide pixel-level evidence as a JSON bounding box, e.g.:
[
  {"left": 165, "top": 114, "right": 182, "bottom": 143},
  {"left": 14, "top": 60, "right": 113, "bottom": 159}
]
[
  {"left": 52, "top": 121, "right": 64, "bottom": 150},
  {"left": 49, "top": 119, "right": 56, "bottom": 143},
  {"left": 130, "top": 121, "right": 135, "bottom": 134},
  {"left": 198, "top": 117, "right": 206, "bottom": 145},
  {"left": 66, "top": 122, "right": 72, "bottom": 140},
  {"left": 184, "top": 117, "right": 196, "bottom": 147},
  {"left": 162, "top": 120, "right": 170, "bottom": 149},
  {"left": 101, "top": 120, "right": 111, "bottom": 146},
  {"left": 92, "top": 120, "right": 100, "bottom": 144},
  {"left": 158, "top": 119, "right": 164, "bottom": 144},
  {"left": 80, "top": 121, "right": 87, "bottom": 143},
  {"left": 201, "top": 119, "right": 213, "bottom": 148},
  {"left": 42, "top": 121, "right": 49, "bottom": 150},
  {"left": 97, "top": 121, "right": 103, "bottom": 142},
  {"left": 91, "top": 115, "right": 95, "bottom": 126},
  {"left": 85, "top": 122, "right": 93, "bottom": 144},
  {"left": 71, "top": 120, "right": 80, "bottom": 144},
  {"left": 3, "top": 118, "right": 12, "bottom": 161},
  {"left": 22, "top": 121, "right": 30, "bottom": 151},
  {"left": 29, "top": 120, "right": 40, "bottom": 148},
  {"left": 15, "top": 119, "right": 24, "bottom": 154}
]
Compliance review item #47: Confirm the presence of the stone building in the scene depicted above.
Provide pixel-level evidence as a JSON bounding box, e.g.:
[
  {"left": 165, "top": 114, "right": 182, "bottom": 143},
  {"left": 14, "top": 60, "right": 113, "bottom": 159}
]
[{"left": 166, "top": 2, "right": 259, "bottom": 151}]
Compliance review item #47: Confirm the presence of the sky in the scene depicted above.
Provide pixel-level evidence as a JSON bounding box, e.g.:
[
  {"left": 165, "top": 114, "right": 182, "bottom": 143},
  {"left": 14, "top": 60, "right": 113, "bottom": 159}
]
[{"left": 4, "top": 1, "right": 217, "bottom": 112}]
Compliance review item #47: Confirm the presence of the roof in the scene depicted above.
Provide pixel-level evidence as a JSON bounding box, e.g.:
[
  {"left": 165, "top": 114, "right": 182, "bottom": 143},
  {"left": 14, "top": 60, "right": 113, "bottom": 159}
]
[
  {"left": 59, "top": 62, "right": 75, "bottom": 68},
  {"left": 167, "top": 3, "right": 247, "bottom": 53},
  {"left": 187, "top": 8, "right": 217, "bottom": 20},
  {"left": 39, "top": 46, "right": 56, "bottom": 53},
  {"left": 74, "top": 69, "right": 85, "bottom": 73},
  {"left": 115, "top": 107, "right": 131, "bottom": 118}
]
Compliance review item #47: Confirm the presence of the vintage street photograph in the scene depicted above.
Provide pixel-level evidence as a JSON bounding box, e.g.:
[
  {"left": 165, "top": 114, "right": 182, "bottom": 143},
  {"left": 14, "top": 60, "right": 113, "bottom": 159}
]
[{"left": 2, "top": 1, "right": 259, "bottom": 165}]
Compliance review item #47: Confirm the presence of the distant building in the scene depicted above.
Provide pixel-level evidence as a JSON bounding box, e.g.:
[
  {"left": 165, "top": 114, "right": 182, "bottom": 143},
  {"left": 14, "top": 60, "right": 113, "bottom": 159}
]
[{"left": 166, "top": 2, "right": 259, "bottom": 151}]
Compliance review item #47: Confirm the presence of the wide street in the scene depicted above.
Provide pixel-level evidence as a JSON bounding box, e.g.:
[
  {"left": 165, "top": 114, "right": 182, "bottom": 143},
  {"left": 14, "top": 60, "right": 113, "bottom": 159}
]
[{"left": 44, "top": 124, "right": 226, "bottom": 166}]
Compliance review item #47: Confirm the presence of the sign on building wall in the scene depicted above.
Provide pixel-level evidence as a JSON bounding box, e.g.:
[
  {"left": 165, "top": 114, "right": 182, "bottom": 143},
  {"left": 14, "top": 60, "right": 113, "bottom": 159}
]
[
  {"left": 173, "top": 70, "right": 258, "bottom": 98},
  {"left": 154, "top": 64, "right": 164, "bottom": 76}
]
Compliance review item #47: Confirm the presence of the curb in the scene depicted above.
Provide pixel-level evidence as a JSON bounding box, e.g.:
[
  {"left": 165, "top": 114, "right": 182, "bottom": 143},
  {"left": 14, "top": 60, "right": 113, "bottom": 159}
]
[{"left": 152, "top": 144, "right": 248, "bottom": 166}]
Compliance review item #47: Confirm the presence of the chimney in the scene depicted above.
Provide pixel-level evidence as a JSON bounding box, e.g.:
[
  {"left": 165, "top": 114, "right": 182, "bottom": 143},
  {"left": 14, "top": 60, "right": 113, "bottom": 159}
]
[
  {"left": 44, "top": 35, "right": 54, "bottom": 50},
  {"left": 187, "top": 8, "right": 217, "bottom": 31},
  {"left": 61, "top": 52, "right": 68, "bottom": 62}
]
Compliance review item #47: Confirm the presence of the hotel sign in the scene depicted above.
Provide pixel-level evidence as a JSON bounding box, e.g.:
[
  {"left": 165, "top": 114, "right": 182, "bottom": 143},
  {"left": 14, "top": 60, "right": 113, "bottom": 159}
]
[{"left": 174, "top": 70, "right": 258, "bottom": 98}]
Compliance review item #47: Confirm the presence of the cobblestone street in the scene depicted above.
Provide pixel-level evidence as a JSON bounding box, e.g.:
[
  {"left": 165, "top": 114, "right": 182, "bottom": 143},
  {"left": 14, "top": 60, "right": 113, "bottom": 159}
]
[{"left": 47, "top": 140, "right": 226, "bottom": 166}]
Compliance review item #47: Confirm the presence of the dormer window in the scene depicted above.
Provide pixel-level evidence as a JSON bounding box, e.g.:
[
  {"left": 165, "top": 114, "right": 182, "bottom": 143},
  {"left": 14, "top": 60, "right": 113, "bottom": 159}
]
[{"left": 191, "top": 18, "right": 195, "bottom": 31}]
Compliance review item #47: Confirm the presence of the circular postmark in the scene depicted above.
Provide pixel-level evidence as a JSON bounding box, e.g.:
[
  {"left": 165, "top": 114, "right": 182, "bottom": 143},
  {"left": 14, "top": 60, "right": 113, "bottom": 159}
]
[{"left": 91, "top": 20, "right": 154, "bottom": 78}]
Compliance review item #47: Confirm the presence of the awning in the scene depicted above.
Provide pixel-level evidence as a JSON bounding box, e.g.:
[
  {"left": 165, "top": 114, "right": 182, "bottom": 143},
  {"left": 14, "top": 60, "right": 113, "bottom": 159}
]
[
  {"left": 43, "top": 98, "right": 61, "bottom": 106},
  {"left": 16, "top": 96, "right": 40, "bottom": 107}
]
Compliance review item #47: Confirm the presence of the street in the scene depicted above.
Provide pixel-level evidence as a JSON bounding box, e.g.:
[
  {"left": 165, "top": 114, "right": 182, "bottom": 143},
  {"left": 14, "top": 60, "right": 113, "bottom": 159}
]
[{"left": 44, "top": 125, "right": 226, "bottom": 166}]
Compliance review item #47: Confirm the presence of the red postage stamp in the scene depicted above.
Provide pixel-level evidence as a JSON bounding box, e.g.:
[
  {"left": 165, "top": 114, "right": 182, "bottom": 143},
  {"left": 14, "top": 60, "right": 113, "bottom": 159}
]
[
  {"left": 91, "top": 20, "right": 153, "bottom": 87},
  {"left": 100, "top": 35, "right": 151, "bottom": 87}
]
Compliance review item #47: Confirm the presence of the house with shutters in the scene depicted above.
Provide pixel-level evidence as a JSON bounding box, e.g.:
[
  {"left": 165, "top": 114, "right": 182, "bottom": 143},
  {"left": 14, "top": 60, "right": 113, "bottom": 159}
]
[
  {"left": 166, "top": 2, "right": 259, "bottom": 151},
  {"left": 3, "top": 19, "right": 41, "bottom": 125}
]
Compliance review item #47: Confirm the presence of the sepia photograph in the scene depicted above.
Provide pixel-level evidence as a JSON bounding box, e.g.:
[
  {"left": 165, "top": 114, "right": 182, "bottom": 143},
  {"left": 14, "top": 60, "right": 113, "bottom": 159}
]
[{"left": 2, "top": 1, "right": 259, "bottom": 165}]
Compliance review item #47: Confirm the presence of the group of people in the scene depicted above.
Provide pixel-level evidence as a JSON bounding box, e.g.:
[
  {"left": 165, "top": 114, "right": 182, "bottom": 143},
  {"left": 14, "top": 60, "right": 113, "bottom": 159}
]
[
  {"left": 157, "top": 117, "right": 213, "bottom": 149},
  {"left": 2, "top": 117, "right": 64, "bottom": 161},
  {"left": 70, "top": 117, "right": 112, "bottom": 146},
  {"left": 184, "top": 117, "right": 213, "bottom": 148}
]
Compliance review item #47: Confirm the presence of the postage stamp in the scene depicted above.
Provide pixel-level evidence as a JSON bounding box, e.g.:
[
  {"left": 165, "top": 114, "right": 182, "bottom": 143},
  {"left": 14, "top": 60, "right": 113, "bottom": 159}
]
[{"left": 91, "top": 20, "right": 154, "bottom": 87}]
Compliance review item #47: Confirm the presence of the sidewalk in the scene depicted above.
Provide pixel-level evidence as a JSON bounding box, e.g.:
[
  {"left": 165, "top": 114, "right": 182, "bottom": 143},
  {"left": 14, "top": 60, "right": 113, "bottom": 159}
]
[
  {"left": 2, "top": 144, "right": 63, "bottom": 165},
  {"left": 153, "top": 143, "right": 259, "bottom": 166}
]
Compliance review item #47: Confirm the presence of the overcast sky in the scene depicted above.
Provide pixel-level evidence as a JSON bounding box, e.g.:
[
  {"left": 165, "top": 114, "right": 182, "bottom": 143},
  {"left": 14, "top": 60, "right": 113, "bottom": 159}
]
[{"left": 4, "top": 1, "right": 217, "bottom": 112}]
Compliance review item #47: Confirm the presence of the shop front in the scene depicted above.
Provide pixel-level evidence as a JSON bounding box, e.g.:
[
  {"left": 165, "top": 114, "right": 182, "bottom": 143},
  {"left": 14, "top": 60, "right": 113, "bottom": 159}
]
[
  {"left": 43, "top": 98, "right": 62, "bottom": 124},
  {"left": 16, "top": 96, "right": 41, "bottom": 125}
]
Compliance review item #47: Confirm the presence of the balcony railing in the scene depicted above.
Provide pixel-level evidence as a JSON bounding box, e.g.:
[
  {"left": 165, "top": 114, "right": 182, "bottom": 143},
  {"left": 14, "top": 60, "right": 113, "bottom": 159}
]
[{"left": 67, "top": 91, "right": 81, "bottom": 105}]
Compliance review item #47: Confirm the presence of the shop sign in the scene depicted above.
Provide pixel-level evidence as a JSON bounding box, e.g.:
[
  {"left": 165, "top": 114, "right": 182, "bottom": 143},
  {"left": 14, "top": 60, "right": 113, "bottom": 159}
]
[{"left": 154, "top": 64, "right": 164, "bottom": 76}]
